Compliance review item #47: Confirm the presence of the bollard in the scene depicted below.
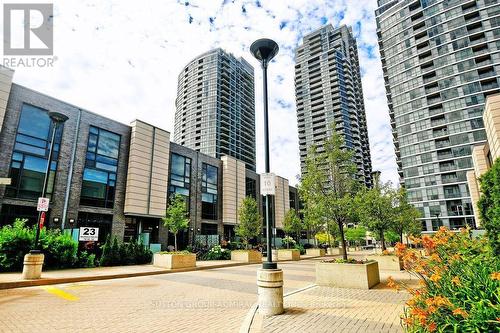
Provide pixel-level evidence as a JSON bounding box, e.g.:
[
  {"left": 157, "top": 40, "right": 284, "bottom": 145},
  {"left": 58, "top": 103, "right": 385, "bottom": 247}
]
[
  {"left": 22, "top": 253, "right": 44, "bottom": 280},
  {"left": 257, "top": 268, "right": 284, "bottom": 316}
]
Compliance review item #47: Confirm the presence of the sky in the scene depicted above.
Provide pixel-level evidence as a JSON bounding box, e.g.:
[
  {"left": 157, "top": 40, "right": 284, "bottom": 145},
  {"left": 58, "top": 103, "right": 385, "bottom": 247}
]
[{"left": 3, "top": 0, "right": 398, "bottom": 186}]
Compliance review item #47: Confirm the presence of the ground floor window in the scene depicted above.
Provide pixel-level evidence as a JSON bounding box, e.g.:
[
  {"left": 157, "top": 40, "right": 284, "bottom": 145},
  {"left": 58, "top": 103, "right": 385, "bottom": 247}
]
[
  {"left": 76, "top": 212, "right": 112, "bottom": 245},
  {"left": 0, "top": 204, "right": 40, "bottom": 227}
]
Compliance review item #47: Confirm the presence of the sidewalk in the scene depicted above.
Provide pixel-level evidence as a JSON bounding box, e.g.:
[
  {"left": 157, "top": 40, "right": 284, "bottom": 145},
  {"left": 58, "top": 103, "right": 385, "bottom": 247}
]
[
  {"left": 0, "top": 254, "right": 322, "bottom": 290},
  {"left": 247, "top": 268, "right": 417, "bottom": 333}
]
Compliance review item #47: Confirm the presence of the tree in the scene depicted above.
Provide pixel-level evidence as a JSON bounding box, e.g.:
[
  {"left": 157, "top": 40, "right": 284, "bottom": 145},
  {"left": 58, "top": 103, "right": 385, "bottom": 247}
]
[
  {"left": 391, "top": 188, "right": 422, "bottom": 243},
  {"left": 301, "top": 201, "right": 324, "bottom": 247},
  {"left": 162, "top": 194, "right": 189, "bottom": 251},
  {"left": 478, "top": 158, "right": 500, "bottom": 255},
  {"left": 345, "top": 226, "right": 367, "bottom": 248},
  {"left": 355, "top": 177, "right": 395, "bottom": 251},
  {"left": 236, "top": 197, "right": 262, "bottom": 250},
  {"left": 283, "top": 209, "right": 302, "bottom": 248},
  {"left": 299, "top": 131, "right": 361, "bottom": 260}
]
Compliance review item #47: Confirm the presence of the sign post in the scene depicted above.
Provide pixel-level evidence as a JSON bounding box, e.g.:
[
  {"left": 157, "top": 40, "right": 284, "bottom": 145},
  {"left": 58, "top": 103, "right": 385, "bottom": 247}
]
[
  {"left": 260, "top": 173, "right": 276, "bottom": 196},
  {"left": 37, "top": 197, "right": 49, "bottom": 212}
]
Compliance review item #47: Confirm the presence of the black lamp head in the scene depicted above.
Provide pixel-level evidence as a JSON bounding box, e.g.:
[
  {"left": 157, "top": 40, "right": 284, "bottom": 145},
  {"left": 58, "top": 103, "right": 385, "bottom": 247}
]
[
  {"left": 48, "top": 111, "right": 69, "bottom": 123},
  {"left": 250, "top": 38, "right": 279, "bottom": 64}
]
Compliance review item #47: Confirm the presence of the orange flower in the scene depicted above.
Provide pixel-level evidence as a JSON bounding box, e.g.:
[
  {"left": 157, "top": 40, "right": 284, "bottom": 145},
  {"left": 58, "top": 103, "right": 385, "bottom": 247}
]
[
  {"left": 452, "top": 308, "right": 469, "bottom": 318},
  {"left": 387, "top": 276, "right": 399, "bottom": 290},
  {"left": 427, "top": 305, "right": 437, "bottom": 314},
  {"left": 430, "top": 253, "right": 441, "bottom": 262},
  {"left": 422, "top": 236, "right": 436, "bottom": 251},
  {"left": 451, "top": 276, "right": 461, "bottom": 286},
  {"left": 491, "top": 272, "right": 500, "bottom": 281},
  {"left": 409, "top": 235, "right": 421, "bottom": 245},
  {"left": 382, "top": 249, "right": 390, "bottom": 255},
  {"left": 428, "top": 322, "right": 437, "bottom": 332},
  {"left": 429, "top": 273, "right": 442, "bottom": 283},
  {"left": 433, "top": 296, "right": 452, "bottom": 307}
]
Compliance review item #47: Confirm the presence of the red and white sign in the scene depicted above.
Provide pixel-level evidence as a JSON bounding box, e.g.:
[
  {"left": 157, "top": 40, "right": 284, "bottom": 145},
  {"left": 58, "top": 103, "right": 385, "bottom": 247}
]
[
  {"left": 39, "top": 212, "right": 46, "bottom": 229},
  {"left": 37, "top": 197, "right": 49, "bottom": 212}
]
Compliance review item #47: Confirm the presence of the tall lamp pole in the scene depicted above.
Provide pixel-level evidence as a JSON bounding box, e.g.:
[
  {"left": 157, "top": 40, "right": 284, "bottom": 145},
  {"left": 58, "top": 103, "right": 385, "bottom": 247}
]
[
  {"left": 251, "top": 38, "right": 279, "bottom": 270},
  {"left": 31, "top": 111, "right": 68, "bottom": 254}
]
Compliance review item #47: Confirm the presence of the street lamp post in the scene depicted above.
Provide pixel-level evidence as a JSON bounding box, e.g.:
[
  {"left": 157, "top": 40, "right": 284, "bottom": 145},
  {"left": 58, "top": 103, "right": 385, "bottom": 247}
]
[
  {"left": 251, "top": 38, "right": 284, "bottom": 316},
  {"left": 23, "top": 111, "right": 68, "bottom": 280},
  {"left": 250, "top": 38, "right": 279, "bottom": 270}
]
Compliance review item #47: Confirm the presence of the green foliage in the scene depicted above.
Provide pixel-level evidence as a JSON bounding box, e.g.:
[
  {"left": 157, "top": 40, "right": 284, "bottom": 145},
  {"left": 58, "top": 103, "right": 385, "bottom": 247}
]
[
  {"left": 298, "top": 131, "right": 361, "bottom": 259},
  {"left": 0, "top": 219, "right": 34, "bottom": 271},
  {"left": 40, "top": 228, "right": 78, "bottom": 269},
  {"left": 200, "top": 245, "right": 231, "bottom": 260},
  {"left": 478, "top": 158, "right": 500, "bottom": 255},
  {"left": 99, "top": 237, "right": 152, "bottom": 266},
  {"left": 344, "top": 226, "right": 367, "bottom": 245},
  {"left": 283, "top": 209, "right": 302, "bottom": 248},
  {"left": 315, "top": 232, "right": 335, "bottom": 246},
  {"left": 76, "top": 251, "right": 96, "bottom": 268},
  {"left": 0, "top": 219, "right": 96, "bottom": 271},
  {"left": 281, "top": 236, "right": 296, "bottom": 249},
  {"left": 99, "top": 235, "right": 112, "bottom": 266},
  {"left": 162, "top": 194, "right": 190, "bottom": 251},
  {"left": 391, "top": 188, "right": 422, "bottom": 243},
  {"left": 395, "top": 229, "right": 500, "bottom": 332},
  {"left": 294, "top": 243, "right": 305, "bottom": 255},
  {"left": 236, "top": 197, "right": 262, "bottom": 249},
  {"left": 355, "top": 178, "right": 396, "bottom": 251}
]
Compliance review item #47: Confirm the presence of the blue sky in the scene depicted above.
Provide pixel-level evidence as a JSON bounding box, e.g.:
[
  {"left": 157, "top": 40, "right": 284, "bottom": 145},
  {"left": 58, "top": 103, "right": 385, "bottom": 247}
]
[{"left": 5, "top": 0, "right": 397, "bottom": 185}]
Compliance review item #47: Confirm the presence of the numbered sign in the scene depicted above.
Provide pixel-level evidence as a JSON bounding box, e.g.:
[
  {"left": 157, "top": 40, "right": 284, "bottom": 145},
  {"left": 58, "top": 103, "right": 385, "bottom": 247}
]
[
  {"left": 260, "top": 173, "right": 276, "bottom": 195},
  {"left": 37, "top": 197, "right": 49, "bottom": 212},
  {"left": 79, "top": 227, "right": 99, "bottom": 241}
]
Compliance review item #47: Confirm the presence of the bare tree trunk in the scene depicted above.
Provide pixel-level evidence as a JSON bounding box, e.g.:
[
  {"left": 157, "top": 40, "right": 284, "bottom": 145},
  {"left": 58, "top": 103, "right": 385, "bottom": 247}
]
[
  {"left": 380, "top": 230, "right": 386, "bottom": 251},
  {"left": 399, "top": 232, "right": 403, "bottom": 244},
  {"left": 174, "top": 233, "right": 178, "bottom": 251},
  {"left": 339, "top": 221, "right": 348, "bottom": 260}
]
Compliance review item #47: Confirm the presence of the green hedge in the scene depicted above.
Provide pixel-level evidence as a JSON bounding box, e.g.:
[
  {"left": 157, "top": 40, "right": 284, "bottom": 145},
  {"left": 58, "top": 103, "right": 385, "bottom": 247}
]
[
  {"left": 99, "top": 235, "right": 152, "bottom": 266},
  {"left": 0, "top": 219, "right": 95, "bottom": 272}
]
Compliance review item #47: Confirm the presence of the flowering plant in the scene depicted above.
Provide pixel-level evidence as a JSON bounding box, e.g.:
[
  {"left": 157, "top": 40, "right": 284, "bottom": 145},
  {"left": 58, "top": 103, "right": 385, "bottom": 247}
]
[
  {"left": 322, "top": 258, "right": 368, "bottom": 264},
  {"left": 388, "top": 227, "right": 500, "bottom": 332}
]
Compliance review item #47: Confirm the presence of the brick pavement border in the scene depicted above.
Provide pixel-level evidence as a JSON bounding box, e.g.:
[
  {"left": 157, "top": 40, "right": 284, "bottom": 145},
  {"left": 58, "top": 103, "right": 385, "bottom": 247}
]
[{"left": 0, "top": 255, "right": 324, "bottom": 290}]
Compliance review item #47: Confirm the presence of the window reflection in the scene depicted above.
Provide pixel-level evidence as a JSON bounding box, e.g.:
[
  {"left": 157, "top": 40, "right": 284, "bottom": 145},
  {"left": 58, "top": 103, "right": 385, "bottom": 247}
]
[
  {"left": 6, "top": 104, "right": 62, "bottom": 200},
  {"left": 80, "top": 126, "right": 120, "bottom": 208},
  {"left": 168, "top": 153, "right": 191, "bottom": 209},
  {"left": 202, "top": 163, "right": 218, "bottom": 220}
]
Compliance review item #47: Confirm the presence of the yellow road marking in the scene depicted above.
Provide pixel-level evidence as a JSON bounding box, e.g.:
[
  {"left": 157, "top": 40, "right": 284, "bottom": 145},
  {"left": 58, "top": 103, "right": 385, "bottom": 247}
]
[{"left": 41, "top": 286, "right": 79, "bottom": 301}]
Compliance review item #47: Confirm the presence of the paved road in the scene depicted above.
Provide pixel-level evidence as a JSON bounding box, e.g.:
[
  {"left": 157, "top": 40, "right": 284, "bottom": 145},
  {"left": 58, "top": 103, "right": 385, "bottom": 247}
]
[{"left": 0, "top": 260, "right": 318, "bottom": 333}]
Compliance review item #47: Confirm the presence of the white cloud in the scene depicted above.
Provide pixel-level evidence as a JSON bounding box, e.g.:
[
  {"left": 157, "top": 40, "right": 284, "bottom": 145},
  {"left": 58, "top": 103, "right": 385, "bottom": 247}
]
[{"left": 6, "top": 0, "right": 398, "bottom": 185}]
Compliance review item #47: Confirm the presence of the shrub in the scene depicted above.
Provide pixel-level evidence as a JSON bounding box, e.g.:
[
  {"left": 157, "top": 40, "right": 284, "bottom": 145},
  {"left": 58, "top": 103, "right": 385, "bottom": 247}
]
[
  {"left": 76, "top": 251, "right": 96, "bottom": 268},
  {"left": 281, "top": 236, "right": 296, "bottom": 249},
  {"left": 99, "top": 238, "right": 152, "bottom": 266},
  {"left": 40, "top": 229, "right": 78, "bottom": 269},
  {"left": 99, "top": 235, "right": 112, "bottom": 267},
  {"left": 0, "top": 219, "right": 95, "bottom": 271},
  {"left": 294, "top": 243, "right": 305, "bottom": 255},
  {"left": 478, "top": 158, "right": 500, "bottom": 256},
  {"left": 390, "top": 227, "right": 500, "bottom": 332},
  {"left": 0, "top": 219, "right": 34, "bottom": 272},
  {"left": 200, "top": 245, "right": 230, "bottom": 260}
]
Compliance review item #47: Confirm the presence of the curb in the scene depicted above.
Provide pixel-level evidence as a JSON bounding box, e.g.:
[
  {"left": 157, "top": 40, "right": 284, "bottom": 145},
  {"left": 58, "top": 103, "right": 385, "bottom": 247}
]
[{"left": 0, "top": 255, "right": 324, "bottom": 290}]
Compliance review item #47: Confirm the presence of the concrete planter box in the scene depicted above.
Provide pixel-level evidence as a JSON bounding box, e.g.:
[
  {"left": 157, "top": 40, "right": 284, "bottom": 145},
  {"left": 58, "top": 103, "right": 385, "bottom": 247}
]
[
  {"left": 277, "top": 249, "right": 300, "bottom": 261},
  {"left": 153, "top": 253, "right": 196, "bottom": 269},
  {"left": 231, "top": 250, "right": 262, "bottom": 263},
  {"left": 367, "top": 255, "right": 403, "bottom": 271},
  {"left": 326, "top": 247, "right": 346, "bottom": 256},
  {"left": 306, "top": 248, "right": 326, "bottom": 256},
  {"left": 315, "top": 261, "right": 380, "bottom": 289}
]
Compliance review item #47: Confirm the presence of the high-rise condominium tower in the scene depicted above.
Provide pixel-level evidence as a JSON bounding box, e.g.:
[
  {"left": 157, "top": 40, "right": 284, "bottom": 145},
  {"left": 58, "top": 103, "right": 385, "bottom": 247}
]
[
  {"left": 174, "top": 48, "right": 256, "bottom": 170},
  {"left": 376, "top": 0, "right": 500, "bottom": 231},
  {"left": 295, "top": 24, "right": 373, "bottom": 187}
]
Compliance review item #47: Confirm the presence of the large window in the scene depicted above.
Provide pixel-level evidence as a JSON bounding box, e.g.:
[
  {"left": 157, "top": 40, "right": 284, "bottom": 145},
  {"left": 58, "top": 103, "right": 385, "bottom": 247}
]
[
  {"left": 6, "top": 104, "right": 63, "bottom": 200},
  {"left": 169, "top": 153, "right": 191, "bottom": 198},
  {"left": 80, "top": 126, "right": 120, "bottom": 208},
  {"left": 201, "top": 163, "right": 218, "bottom": 220},
  {"left": 245, "top": 177, "right": 257, "bottom": 199}
]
